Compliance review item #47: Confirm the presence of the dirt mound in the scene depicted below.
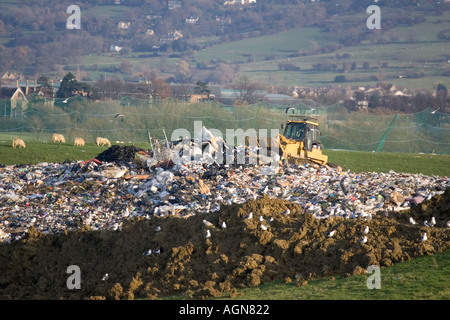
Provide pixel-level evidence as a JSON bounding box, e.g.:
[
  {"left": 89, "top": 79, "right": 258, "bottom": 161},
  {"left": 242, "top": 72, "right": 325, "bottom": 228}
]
[
  {"left": 96, "top": 145, "right": 144, "bottom": 163},
  {"left": 0, "top": 188, "right": 449, "bottom": 300}
]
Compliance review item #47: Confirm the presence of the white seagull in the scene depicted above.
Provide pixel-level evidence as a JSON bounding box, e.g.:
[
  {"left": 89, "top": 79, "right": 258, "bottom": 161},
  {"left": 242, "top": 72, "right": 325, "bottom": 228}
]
[
  {"left": 409, "top": 217, "right": 416, "bottom": 225},
  {"left": 102, "top": 273, "right": 109, "bottom": 281},
  {"left": 205, "top": 230, "right": 211, "bottom": 238},
  {"left": 221, "top": 221, "right": 227, "bottom": 229},
  {"left": 244, "top": 212, "right": 253, "bottom": 220},
  {"left": 327, "top": 230, "right": 336, "bottom": 238},
  {"left": 362, "top": 226, "right": 369, "bottom": 235},
  {"left": 114, "top": 113, "right": 125, "bottom": 122},
  {"left": 358, "top": 235, "right": 368, "bottom": 244},
  {"left": 420, "top": 232, "right": 427, "bottom": 242},
  {"left": 203, "top": 219, "right": 214, "bottom": 228},
  {"left": 430, "top": 217, "right": 436, "bottom": 227},
  {"left": 260, "top": 224, "right": 269, "bottom": 231},
  {"left": 430, "top": 107, "right": 440, "bottom": 114},
  {"left": 143, "top": 249, "right": 152, "bottom": 256},
  {"left": 154, "top": 226, "right": 161, "bottom": 232},
  {"left": 447, "top": 220, "right": 450, "bottom": 228},
  {"left": 281, "top": 209, "right": 290, "bottom": 216},
  {"left": 259, "top": 216, "right": 264, "bottom": 222}
]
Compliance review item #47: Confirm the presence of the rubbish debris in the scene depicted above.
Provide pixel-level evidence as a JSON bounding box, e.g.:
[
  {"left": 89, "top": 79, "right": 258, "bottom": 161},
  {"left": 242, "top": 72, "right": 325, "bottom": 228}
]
[
  {"left": 0, "top": 140, "right": 449, "bottom": 244},
  {"left": 0, "top": 128, "right": 449, "bottom": 300}
]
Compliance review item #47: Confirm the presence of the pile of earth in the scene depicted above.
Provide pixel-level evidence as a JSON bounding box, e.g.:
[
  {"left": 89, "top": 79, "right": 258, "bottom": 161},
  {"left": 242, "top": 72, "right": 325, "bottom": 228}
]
[
  {"left": 96, "top": 145, "right": 144, "bottom": 164},
  {"left": 0, "top": 188, "right": 449, "bottom": 300}
]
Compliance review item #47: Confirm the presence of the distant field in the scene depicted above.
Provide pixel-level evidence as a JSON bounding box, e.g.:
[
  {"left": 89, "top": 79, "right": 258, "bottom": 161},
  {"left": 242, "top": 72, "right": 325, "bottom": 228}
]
[
  {"left": 63, "top": 9, "right": 450, "bottom": 89},
  {"left": 194, "top": 27, "right": 331, "bottom": 63},
  {"left": 1, "top": 138, "right": 449, "bottom": 177},
  {"left": 0, "top": 139, "right": 150, "bottom": 166},
  {"left": 233, "top": 11, "right": 450, "bottom": 88}
]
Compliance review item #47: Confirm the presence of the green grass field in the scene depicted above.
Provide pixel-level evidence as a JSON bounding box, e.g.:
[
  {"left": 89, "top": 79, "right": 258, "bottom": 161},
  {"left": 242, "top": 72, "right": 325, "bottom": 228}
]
[
  {"left": 1, "top": 140, "right": 449, "bottom": 177},
  {"left": 0, "top": 140, "right": 151, "bottom": 165},
  {"left": 220, "top": 249, "right": 450, "bottom": 300},
  {"left": 65, "top": 9, "right": 450, "bottom": 90},
  {"left": 194, "top": 27, "right": 331, "bottom": 64}
]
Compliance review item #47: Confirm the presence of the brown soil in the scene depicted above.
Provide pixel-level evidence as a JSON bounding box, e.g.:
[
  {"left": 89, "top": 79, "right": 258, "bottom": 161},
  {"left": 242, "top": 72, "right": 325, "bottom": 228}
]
[{"left": 0, "top": 188, "right": 449, "bottom": 300}]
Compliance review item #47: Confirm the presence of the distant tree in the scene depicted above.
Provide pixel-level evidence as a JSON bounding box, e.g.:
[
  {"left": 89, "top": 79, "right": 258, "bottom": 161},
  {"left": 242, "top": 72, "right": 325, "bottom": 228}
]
[
  {"left": 175, "top": 60, "right": 191, "bottom": 83},
  {"left": 231, "top": 74, "right": 264, "bottom": 105},
  {"left": 278, "top": 62, "right": 300, "bottom": 71},
  {"left": 151, "top": 78, "right": 172, "bottom": 99},
  {"left": 207, "top": 63, "right": 234, "bottom": 84},
  {"left": 194, "top": 81, "right": 210, "bottom": 96},
  {"left": 436, "top": 83, "right": 447, "bottom": 97},
  {"left": 119, "top": 60, "right": 132, "bottom": 74},
  {"left": 56, "top": 72, "right": 79, "bottom": 99},
  {"left": 334, "top": 75, "right": 347, "bottom": 83},
  {"left": 37, "top": 76, "right": 53, "bottom": 89}
]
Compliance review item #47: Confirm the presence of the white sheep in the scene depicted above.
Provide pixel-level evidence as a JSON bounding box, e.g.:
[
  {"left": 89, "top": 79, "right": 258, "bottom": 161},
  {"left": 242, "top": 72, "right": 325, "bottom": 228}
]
[
  {"left": 52, "top": 133, "right": 66, "bottom": 144},
  {"left": 96, "top": 137, "right": 111, "bottom": 147},
  {"left": 74, "top": 137, "right": 85, "bottom": 147},
  {"left": 12, "top": 138, "right": 26, "bottom": 148}
]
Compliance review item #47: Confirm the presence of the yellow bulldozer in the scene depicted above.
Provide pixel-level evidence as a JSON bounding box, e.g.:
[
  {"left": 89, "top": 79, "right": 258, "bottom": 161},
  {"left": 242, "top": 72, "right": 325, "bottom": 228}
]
[{"left": 245, "top": 107, "right": 328, "bottom": 166}]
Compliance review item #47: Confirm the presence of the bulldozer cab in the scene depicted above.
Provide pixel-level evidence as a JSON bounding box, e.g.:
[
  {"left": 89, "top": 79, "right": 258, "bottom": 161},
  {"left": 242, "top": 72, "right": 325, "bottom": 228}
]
[{"left": 283, "top": 120, "right": 323, "bottom": 151}]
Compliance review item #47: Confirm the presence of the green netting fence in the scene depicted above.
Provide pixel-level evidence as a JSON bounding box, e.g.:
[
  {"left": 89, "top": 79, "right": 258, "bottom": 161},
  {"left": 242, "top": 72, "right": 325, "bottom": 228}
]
[{"left": 1, "top": 97, "right": 450, "bottom": 155}]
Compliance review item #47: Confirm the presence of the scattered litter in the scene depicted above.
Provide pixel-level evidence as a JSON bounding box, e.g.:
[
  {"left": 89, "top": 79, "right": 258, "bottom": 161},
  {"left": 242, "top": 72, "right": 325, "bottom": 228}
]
[{"left": 0, "top": 137, "right": 449, "bottom": 243}]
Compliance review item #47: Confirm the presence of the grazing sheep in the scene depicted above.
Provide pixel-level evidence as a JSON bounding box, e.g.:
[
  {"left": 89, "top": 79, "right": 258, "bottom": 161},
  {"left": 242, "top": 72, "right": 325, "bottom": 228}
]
[
  {"left": 96, "top": 137, "right": 111, "bottom": 147},
  {"left": 74, "top": 137, "right": 85, "bottom": 147},
  {"left": 52, "top": 133, "right": 66, "bottom": 144},
  {"left": 12, "top": 138, "right": 26, "bottom": 148}
]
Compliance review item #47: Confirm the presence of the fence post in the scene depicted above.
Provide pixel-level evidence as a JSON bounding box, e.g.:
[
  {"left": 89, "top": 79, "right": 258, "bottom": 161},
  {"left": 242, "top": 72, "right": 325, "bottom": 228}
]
[{"left": 376, "top": 113, "right": 398, "bottom": 152}]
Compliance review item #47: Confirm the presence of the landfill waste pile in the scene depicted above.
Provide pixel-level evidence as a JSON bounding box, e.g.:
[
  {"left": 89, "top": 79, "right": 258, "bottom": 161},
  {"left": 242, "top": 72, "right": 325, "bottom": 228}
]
[
  {"left": 0, "top": 127, "right": 449, "bottom": 299},
  {"left": 96, "top": 145, "right": 144, "bottom": 164}
]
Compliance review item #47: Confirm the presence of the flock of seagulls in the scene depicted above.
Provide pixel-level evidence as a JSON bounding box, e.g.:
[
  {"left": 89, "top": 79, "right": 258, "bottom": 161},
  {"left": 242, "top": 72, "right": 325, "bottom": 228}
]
[
  {"left": 142, "top": 246, "right": 164, "bottom": 256},
  {"left": 424, "top": 217, "right": 436, "bottom": 228},
  {"left": 98, "top": 207, "right": 450, "bottom": 284},
  {"left": 357, "top": 226, "right": 370, "bottom": 244},
  {"left": 408, "top": 215, "right": 450, "bottom": 242}
]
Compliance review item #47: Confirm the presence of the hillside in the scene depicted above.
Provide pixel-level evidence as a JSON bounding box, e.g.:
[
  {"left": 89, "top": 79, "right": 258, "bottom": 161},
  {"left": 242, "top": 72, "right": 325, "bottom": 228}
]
[{"left": 0, "top": 0, "right": 449, "bottom": 90}]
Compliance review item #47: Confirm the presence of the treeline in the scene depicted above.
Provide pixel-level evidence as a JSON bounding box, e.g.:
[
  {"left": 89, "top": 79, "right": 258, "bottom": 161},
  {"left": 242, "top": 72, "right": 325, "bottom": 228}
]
[{"left": 344, "top": 85, "right": 449, "bottom": 114}]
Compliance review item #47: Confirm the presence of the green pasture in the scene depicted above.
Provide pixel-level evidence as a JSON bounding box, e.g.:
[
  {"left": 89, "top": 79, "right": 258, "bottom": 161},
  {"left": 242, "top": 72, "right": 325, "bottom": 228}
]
[
  {"left": 220, "top": 249, "right": 450, "bottom": 300},
  {"left": 194, "top": 27, "right": 331, "bottom": 63},
  {"left": 1, "top": 136, "right": 449, "bottom": 176},
  {"left": 325, "top": 150, "right": 450, "bottom": 177},
  {"left": 61, "top": 9, "right": 450, "bottom": 89},
  {"left": 0, "top": 137, "right": 150, "bottom": 165}
]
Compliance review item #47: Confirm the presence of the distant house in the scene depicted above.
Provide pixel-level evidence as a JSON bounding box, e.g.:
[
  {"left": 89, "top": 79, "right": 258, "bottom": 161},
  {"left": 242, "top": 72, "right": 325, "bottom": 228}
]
[
  {"left": 1, "top": 80, "right": 57, "bottom": 116},
  {"left": 0, "top": 82, "right": 28, "bottom": 118},
  {"left": 224, "top": 0, "right": 256, "bottom": 5},
  {"left": 185, "top": 16, "right": 199, "bottom": 24},
  {"left": 168, "top": 0, "right": 182, "bottom": 9},
  {"left": 170, "top": 83, "right": 221, "bottom": 102},
  {"left": 215, "top": 16, "right": 232, "bottom": 24},
  {"left": 1, "top": 72, "right": 19, "bottom": 81},
  {"left": 110, "top": 45, "right": 123, "bottom": 52},
  {"left": 144, "top": 29, "right": 154, "bottom": 36},
  {"left": 159, "top": 30, "right": 183, "bottom": 42},
  {"left": 118, "top": 21, "right": 131, "bottom": 29}
]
